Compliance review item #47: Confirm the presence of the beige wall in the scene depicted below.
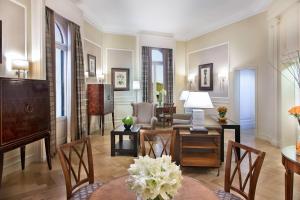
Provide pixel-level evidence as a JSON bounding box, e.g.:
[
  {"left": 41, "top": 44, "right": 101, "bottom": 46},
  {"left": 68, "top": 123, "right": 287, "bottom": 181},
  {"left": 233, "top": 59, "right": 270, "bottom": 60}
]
[
  {"left": 185, "top": 13, "right": 270, "bottom": 142},
  {"left": 175, "top": 41, "right": 186, "bottom": 113}
]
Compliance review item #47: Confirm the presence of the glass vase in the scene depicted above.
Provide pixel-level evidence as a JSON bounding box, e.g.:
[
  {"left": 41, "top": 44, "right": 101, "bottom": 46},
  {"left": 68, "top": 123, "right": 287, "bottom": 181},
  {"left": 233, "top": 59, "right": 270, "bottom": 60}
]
[{"left": 297, "top": 120, "right": 300, "bottom": 155}]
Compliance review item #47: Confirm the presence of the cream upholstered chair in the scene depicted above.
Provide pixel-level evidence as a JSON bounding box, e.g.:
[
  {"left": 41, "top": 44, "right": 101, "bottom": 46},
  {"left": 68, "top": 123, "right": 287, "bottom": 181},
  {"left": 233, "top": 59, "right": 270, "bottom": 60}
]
[{"left": 131, "top": 102, "right": 157, "bottom": 130}]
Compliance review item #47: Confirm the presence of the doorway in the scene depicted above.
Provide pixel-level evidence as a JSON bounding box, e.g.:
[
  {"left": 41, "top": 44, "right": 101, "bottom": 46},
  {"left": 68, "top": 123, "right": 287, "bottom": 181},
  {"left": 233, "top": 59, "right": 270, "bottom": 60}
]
[{"left": 235, "top": 69, "right": 256, "bottom": 130}]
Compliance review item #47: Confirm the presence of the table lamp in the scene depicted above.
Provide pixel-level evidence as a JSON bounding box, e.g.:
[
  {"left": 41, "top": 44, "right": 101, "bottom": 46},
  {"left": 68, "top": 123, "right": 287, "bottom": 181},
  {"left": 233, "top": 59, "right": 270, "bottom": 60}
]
[
  {"left": 184, "top": 92, "right": 214, "bottom": 128},
  {"left": 133, "top": 81, "right": 140, "bottom": 102},
  {"left": 12, "top": 59, "right": 29, "bottom": 78}
]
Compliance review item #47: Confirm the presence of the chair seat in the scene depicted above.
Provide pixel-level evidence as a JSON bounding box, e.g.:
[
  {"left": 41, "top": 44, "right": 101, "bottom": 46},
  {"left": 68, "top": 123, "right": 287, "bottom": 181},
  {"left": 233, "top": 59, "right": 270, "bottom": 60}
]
[
  {"left": 70, "top": 182, "right": 102, "bottom": 200},
  {"left": 215, "top": 190, "right": 242, "bottom": 200}
]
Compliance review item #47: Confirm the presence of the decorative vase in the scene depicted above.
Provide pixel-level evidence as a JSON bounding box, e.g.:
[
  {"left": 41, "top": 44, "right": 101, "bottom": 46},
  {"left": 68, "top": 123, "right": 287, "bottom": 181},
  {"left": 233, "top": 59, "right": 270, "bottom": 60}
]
[
  {"left": 218, "top": 117, "right": 227, "bottom": 123},
  {"left": 296, "top": 120, "right": 300, "bottom": 155},
  {"left": 136, "top": 195, "right": 166, "bottom": 200},
  {"left": 124, "top": 124, "right": 132, "bottom": 131},
  {"left": 158, "top": 92, "right": 163, "bottom": 106}
]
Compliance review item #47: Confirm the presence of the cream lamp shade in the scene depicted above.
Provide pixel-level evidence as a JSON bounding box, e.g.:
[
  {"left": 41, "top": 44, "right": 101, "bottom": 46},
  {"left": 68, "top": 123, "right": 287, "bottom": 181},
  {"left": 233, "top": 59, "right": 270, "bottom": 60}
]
[
  {"left": 184, "top": 92, "right": 214, "bottom": 109},
  {"left": 12, "top": 60, "right": 29, "bottom": 71},
  {"left": 180, "top": 90, "right": 189, "bottom": 101},
  {"left": 133, "top": 81, "right": 141, "bottom": 90}
]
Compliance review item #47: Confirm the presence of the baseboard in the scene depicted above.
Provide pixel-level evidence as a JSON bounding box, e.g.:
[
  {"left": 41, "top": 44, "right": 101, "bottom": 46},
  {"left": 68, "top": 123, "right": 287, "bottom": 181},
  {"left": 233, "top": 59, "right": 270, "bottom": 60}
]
[{"left": 2, "top": 152, "right": 36, "bottom": 177}]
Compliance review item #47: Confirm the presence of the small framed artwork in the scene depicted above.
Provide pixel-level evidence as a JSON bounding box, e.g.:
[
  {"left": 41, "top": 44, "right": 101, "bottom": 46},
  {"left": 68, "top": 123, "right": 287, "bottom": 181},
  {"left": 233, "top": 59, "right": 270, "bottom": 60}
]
[
  {"left": 199, "top": 63, "right": 213, "bottom": 91},
  {"left": 0, "top": 20, "right": 2, "bottom": 64},
  {"left": 87, "top": 54, "right": 96, "bottom": 77},
  {"left": 111, "top": 68, "right": 130, "bottom": 91}
]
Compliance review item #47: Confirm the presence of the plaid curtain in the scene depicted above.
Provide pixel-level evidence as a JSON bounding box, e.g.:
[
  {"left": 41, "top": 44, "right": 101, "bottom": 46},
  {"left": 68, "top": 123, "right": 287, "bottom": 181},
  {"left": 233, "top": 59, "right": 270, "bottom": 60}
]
[
  {"left": 69, "top": 22, "right": 87, "bottom": 140},
  {"left": 163, "top": 48, "right": 173, "bottom": 104},
  {"left": 45, "top": 7, "right": 56, "bottom": 156},
  {"left": 142, "top": 46, "right": 153, "bottom": 102}
]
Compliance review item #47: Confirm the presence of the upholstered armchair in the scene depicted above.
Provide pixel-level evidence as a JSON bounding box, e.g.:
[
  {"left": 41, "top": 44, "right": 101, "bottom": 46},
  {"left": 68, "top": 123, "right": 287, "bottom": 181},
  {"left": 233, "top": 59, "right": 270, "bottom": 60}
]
[{"left": 131, "top": 102, "right": 157, "bottom": 130}]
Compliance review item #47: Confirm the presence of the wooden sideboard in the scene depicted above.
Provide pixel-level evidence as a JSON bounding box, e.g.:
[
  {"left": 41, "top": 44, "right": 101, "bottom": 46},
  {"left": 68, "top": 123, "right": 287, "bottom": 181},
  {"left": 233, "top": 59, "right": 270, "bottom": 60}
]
[
  {"left": 87, "top": 84, "right": 115, "bottom": 135},
  {"left": 0, "top": 78, "right": 52, "bottom": 185},
  {"left": 179, "top": 129, "right": 220, "bottom": 170}
]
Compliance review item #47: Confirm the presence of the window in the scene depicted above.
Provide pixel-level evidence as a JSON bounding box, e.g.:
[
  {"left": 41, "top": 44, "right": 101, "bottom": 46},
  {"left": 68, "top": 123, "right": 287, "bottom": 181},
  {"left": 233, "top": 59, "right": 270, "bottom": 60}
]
[
  {"left": 55, "top": 22, "right": 67, "bottom": 117},
  {"left": 152, "top": 49, "right": 164, "bottom": 101}
]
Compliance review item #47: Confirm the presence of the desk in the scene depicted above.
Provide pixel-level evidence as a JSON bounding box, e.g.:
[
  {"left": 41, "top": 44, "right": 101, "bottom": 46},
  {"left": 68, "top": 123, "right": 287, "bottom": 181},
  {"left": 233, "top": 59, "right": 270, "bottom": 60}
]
[
  {"left": 173, "top": 115, "right": 240, "bottom": 163},
  {"left": 89, "top": 176, "right": 218, "bottom": 200},
  {"left": 156, "top": 106, "right": 176, "bottom": 117},
  {"left": 282, "top": 146, "right": 300, "bottom": 200}
]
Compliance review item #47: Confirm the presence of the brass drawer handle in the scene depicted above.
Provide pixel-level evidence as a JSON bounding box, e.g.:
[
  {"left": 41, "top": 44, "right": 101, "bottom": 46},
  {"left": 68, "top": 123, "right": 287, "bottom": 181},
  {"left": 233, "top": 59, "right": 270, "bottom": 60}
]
[{"left": 25, "top": 104, "right": 33, "bottom": 113}]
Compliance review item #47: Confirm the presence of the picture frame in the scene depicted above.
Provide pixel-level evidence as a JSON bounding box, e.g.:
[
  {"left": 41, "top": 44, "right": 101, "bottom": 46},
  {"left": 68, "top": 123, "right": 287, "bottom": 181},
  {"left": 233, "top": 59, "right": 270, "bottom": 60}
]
[
  {"left": 111, "top": 68, "right": 130, "bottom": 91},
  {"left": 87, "top": 54, "right": 96, "bottom": 77},
  {"left": 0, "top": 20, "right": 2, "bottom": 64},
  {"left": 199, "top": 63, "right": 213, "bottom": 91}
]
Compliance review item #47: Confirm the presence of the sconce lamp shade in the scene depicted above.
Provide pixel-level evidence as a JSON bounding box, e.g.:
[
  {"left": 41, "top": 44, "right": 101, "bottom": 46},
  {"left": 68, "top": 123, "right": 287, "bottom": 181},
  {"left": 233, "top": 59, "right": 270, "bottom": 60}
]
[
  {"left": 184, "top": 92, "right": 214, "bottom": 109},
  {"left": 97, "top": 73, "right": 105, "bottom": 80},
  {"left": 180, "top": 90, "right": 189, "bottom": 101},
  {"left": 12, "top": 60, "right": 29, "bottom": 70},
  {"left": 133, "top": 81, "right": 141, "bottom": 90}
]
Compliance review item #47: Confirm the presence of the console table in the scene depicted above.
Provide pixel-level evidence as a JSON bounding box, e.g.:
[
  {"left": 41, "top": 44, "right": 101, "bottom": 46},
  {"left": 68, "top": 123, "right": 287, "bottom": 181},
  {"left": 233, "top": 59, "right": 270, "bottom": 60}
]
[
  {"left": 173, "top": 115, "right": 240, "bottom": 163},
  {"left": 282, "top": 146, "right": 300, "bottom": 200},
  {"left": 111, "top": 125, "right": 141, "bottom": 157}
]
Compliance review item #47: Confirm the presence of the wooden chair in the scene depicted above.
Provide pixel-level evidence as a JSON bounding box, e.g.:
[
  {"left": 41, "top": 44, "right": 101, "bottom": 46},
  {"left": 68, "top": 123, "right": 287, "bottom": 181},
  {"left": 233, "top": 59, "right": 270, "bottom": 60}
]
[
  {"left": 159, "top": 103, "right": 174, "bottom": 128},
  {"left": 140, "top": 130, "right": 175, "bottom": 160},
  {"left": 58, "top": 137, "right": 102, "bottom": 200},
  {"left": 216, "top": 140, "right": 266, "bottom": 200}
]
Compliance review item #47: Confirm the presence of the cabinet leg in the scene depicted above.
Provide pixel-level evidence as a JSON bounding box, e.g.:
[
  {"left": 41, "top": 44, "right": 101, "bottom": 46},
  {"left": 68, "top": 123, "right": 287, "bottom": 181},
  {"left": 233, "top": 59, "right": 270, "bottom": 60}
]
[
  {"left": 112, "top": 112, "right": 115, "bottom": 129},
  {"left": 20, "top": 146, "right": 26, "bottom": 170},
  {"left": 285, "top": 169, "right": 294, "bottom": 200},
  {"left": 220, "top": 128, "right": 225, "bottom": 162},
  {"left": 102, "top": 115, "right": 105, "bottom": 136},
  {"left": 45, "top": 136, "right": 52, "bottom": 170},
  {"left": 99, "top": 115, "right": 102, "bottom": 132},
  {"left": 87, "top": 115, "right": 91, "bottom": 135},
  {"left": 0, "top": 153, "right": 3, "bottom": 186}
]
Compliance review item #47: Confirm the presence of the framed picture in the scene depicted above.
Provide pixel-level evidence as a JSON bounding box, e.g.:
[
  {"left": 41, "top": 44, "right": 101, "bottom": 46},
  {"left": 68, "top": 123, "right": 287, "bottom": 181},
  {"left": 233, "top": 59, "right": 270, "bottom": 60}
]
[
  {"left": 87, "top": 54, "right": 96, "bottom": 77},
  {"left": 0, "top": 20, "right": 2, "bottom": 64},
  {"left": 111, "top": 68, "right": 130, "bottom": 91},
  {"left": 199, "top": 63, "right": 213, "bottom": 91}
]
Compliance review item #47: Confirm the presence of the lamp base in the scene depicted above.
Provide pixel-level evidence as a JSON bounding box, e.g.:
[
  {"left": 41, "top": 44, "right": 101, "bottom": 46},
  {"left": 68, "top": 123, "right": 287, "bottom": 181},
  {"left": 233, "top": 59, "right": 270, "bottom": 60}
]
[{"left": 192, "top": 109, "right": 205, "bottom": 127}]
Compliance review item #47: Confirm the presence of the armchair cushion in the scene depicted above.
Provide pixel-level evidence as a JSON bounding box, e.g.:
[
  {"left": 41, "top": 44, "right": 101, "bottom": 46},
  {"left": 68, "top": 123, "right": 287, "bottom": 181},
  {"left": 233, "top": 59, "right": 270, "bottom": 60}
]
[{"left": 131, "top": 102, "right": 157, "bottom": 130}]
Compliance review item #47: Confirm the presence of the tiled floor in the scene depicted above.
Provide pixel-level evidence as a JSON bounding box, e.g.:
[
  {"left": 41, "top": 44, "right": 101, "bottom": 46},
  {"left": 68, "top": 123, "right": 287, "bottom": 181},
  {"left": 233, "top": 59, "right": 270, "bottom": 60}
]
[{"left": 0, "top": 128, "right": 298, "bottom": 200}]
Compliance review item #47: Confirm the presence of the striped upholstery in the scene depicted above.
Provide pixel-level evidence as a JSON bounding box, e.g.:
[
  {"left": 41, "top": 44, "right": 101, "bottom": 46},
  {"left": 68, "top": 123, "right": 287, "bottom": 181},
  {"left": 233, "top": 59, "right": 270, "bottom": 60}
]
[
  {"left": 70, "top": 182, "right": 102, "bottom": 200},
  {"left": 215, "top": 190, "right": 242, "bottom": 200}
]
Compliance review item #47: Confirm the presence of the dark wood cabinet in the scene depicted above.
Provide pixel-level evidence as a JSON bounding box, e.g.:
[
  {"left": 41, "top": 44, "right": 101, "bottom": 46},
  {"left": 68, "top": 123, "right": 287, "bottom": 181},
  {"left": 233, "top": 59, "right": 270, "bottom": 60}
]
[
  {"left": 0, "top": 78, "right": 52, "bottom": 185},
  {"left": 87, "top": 84, "right": 115, "bottom": 135}
]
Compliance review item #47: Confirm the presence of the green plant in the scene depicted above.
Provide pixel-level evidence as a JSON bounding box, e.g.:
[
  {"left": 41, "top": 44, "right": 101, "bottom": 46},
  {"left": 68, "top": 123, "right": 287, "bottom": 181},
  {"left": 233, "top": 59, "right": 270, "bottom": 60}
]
[{"left": 122, "top": 116, "right": 134, "bottom": 126}]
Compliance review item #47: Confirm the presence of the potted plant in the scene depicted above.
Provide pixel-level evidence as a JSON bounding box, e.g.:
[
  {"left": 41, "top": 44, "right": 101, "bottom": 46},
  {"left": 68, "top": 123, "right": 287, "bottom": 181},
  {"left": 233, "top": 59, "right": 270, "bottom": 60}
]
[
  {"left": 156, "top": 83, "right": 166, "bottom": 107},
  {"left": 122, "top": 116, "right": 134, "bottom": 131},
  {"left": 217, "top": 106, "right": 227, "bottom": 122},
  {"left": 127, "top": 156, "right": 182, "bottom": 200}
]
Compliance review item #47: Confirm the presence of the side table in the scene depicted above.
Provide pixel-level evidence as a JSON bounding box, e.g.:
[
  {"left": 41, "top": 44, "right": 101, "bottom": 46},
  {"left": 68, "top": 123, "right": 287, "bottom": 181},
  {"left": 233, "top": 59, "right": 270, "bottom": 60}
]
[{"left": 111, "top": 125, "right": 141, "bottom": 157}]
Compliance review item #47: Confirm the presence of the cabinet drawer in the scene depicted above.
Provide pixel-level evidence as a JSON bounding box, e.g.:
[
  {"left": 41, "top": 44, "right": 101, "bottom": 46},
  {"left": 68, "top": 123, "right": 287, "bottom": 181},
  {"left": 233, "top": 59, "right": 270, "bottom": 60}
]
[{"left": 1, "top": 97, "right": 50, "bottom": 144}]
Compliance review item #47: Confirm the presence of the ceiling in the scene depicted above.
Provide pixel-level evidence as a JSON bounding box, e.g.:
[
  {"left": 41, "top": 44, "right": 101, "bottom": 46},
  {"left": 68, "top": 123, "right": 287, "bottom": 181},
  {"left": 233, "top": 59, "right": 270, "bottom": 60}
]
[{"left": 74, "top": 0, "right": 273, "bottom": 41}]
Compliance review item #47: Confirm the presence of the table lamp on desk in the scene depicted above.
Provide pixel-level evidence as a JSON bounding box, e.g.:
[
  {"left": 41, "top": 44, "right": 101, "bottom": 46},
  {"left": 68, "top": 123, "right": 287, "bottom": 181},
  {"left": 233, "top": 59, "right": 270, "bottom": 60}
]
[{"left": 184, "top": 92, "right": 214, "bottom": 128}]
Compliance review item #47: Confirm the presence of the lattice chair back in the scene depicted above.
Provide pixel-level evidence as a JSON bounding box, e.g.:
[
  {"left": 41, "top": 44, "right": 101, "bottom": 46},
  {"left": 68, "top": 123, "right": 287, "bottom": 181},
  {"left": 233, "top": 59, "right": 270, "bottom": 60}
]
[
  {"left": 58, "top": 137, "right": 94, "bottom": 199},
  {"left": 224, "top": 140, "right": 266, "bottom": 200},
  {"left": 140, "top": 130, "right": 175, "bottom": 160}
]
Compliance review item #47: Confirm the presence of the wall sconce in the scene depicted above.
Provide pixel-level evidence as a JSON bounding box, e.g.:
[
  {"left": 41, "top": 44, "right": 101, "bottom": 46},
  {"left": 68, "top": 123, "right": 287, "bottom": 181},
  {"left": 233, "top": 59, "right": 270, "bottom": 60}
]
[
  {"left": 218, "top": 72, "right": 228, "bottom": 90},
  {"left": 188, "top": 74, "right": 195, "bottom": 90},
  {"left": 12, "top": 59, "right": 29, "bottom": 78},
  {"left": 96, "top": 72, "right": 105, "bottom": 83}
]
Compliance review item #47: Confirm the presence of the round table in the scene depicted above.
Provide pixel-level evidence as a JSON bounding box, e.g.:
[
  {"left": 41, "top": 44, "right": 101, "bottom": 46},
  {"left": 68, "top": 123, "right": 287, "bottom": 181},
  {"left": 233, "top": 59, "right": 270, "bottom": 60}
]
[
  {"left": 89, "top": 176, "right": 218, "bottom": 200},
  {"left": 282, "top": 146, "right": 300, "bottom": 200}
]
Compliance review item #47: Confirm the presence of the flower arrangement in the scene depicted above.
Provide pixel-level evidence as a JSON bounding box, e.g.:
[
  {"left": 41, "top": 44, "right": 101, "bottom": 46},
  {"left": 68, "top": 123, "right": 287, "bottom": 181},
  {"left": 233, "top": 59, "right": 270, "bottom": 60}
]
[
  {"left": 122, "top": 116, "right": 134, "bottom": 130},
  {"left": 217, "top": 106, "right": 227, "bottom": 122},
  {"left": 156, "top": 83, "right": 167, "bottom": 106},
  {"left": 289, "top": 106, "right": 300, "bottom": 123},
  {"left": 127, "top": 156, "right": 182, "bottom": 200},
  {"left": 289, "top": 106, "right": 300, "bottom": 155}
]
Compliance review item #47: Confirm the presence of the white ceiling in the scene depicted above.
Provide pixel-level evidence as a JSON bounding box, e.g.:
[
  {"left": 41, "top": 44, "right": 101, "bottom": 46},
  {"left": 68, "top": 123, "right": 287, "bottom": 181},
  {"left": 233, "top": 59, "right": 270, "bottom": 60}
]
[{"left": 74, "top": 0, "right": 273, "bottom": 41}]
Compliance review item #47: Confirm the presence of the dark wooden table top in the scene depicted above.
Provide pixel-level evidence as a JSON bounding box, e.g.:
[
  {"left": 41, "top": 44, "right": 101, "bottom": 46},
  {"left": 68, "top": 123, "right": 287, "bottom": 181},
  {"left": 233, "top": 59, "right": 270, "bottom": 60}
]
[
  {"left": 112, "top": 125, "right": 141, "bottom": 133},
  {"left": 89, "top": 176, "right": 218, "bottom": 200}
]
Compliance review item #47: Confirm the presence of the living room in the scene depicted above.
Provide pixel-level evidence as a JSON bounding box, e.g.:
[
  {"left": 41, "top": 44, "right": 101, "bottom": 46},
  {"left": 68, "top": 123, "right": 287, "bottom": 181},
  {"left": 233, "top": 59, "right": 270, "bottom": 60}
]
[{"left": 0, "top": 0, "right": 299, "bottom": 199}]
